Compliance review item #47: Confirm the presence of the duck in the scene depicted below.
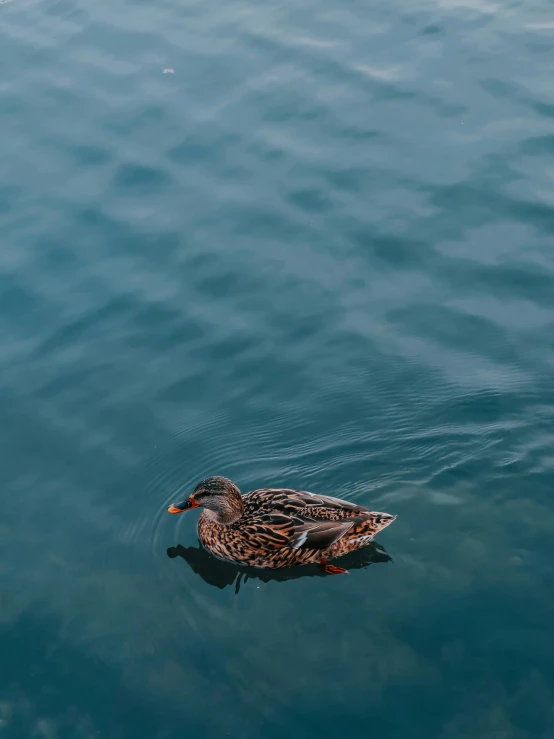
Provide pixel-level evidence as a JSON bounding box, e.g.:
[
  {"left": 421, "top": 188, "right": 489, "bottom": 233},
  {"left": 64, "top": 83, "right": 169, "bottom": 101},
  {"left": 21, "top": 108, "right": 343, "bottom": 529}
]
[{"left": 168, "top": 476, "right": 395, "bottom": 574}]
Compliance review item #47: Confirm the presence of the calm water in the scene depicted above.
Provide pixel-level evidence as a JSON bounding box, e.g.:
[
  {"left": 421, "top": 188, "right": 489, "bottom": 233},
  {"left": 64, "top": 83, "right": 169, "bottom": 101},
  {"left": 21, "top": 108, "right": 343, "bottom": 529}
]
[{"left": 2, "top": 0, "right": 554, "bottom": 737}]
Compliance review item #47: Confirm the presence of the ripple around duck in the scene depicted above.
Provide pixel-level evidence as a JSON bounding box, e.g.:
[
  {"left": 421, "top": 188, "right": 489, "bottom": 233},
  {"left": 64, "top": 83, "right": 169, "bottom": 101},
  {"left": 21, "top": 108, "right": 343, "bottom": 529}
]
[{"left": 121, "top": 384, "right": 408, "bottom": 561}]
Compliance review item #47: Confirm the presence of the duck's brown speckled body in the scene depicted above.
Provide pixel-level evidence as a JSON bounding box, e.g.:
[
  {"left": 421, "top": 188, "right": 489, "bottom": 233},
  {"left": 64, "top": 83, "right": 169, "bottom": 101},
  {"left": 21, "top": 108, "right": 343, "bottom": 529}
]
[{"left": 168, "top": 476, "right": 396, "bottom": 574}]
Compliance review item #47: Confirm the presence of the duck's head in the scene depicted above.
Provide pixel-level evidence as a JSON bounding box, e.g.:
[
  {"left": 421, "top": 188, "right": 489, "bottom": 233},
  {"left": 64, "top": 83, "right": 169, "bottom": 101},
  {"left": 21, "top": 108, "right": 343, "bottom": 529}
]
[{"left": 168, "top": 476, "right": 244, "bottom": 525}]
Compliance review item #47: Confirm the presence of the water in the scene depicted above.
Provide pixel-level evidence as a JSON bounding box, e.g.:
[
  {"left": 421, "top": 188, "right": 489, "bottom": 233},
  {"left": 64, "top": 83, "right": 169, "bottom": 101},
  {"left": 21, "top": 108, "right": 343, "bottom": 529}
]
[{"left": 1, "top": 0, "right": 554, "bottom": 736}]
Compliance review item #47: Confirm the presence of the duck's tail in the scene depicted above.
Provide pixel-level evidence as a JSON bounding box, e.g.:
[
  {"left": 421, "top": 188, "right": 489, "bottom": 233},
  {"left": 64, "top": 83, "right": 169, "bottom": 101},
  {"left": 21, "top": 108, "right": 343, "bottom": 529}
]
[
  {"left": 326, "top": 511, "right": 396, "bottom": 558},
  {"left": 368, "top": 511, "right": 396, "bottom": 535},
  {"left": 346, "top": 512, "right": 396, "bottom": 546}
]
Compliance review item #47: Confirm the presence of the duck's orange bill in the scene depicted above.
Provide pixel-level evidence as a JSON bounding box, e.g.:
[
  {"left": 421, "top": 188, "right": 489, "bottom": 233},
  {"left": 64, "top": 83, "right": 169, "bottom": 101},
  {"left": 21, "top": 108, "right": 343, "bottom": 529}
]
[
  {"left": 168, "top": 495, "right": 199, "bottom": 514},
  {"left": 168, "top": 505, "right": 185, "bottom": 514}
]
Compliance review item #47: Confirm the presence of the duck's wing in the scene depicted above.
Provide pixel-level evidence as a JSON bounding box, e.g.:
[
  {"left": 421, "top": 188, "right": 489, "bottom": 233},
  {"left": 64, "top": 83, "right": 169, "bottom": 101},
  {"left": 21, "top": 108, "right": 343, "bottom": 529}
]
[
  {"left": 241, "top": 489, "right": 380, "bottom": 551},
  {"left": 245, "top": 488, "right": 368, "bottom": 518},
  {"left": 240, "top": 512, "right": 369, "bottom": 552},
  {"left": 287, "top": 489, "right": 368, "bottom": 515}
]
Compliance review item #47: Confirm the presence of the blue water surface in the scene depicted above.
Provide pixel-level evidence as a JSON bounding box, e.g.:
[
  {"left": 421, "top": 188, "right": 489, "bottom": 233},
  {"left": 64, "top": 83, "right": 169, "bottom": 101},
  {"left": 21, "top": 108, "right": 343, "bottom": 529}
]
[{"left": 1, "top": 0, "right": 554, "bottom": 737}]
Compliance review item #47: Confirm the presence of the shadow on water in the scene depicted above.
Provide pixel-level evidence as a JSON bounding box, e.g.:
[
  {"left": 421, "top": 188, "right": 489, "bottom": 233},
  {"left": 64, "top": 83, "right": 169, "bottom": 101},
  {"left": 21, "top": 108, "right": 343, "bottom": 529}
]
[{"left": 167, "top": 542, "right": 392, "bottom": 593}]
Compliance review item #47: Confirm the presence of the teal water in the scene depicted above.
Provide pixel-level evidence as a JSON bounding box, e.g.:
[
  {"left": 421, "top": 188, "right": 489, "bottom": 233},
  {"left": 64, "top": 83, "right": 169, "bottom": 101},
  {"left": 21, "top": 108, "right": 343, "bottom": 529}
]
[{"left": 2, "top": 0, "right": 554, "bottom": 736}]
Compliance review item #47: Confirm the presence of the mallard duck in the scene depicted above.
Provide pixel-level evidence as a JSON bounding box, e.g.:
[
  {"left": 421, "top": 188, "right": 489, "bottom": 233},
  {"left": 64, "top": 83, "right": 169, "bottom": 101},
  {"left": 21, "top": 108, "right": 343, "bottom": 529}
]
[{"left": 168, "top": 476, "right": 395, "bottom": 574}]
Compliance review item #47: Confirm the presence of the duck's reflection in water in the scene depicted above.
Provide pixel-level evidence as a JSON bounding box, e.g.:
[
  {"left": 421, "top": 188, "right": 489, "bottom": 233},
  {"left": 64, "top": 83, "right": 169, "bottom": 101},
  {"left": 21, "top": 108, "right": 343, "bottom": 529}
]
[{"left": 167, "top": 542, "right": 392, "bottom": 593}]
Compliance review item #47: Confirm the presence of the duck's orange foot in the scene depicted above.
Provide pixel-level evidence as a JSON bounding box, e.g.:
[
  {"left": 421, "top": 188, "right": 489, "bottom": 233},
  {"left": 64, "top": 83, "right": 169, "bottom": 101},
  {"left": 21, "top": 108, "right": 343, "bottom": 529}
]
[{"left": 319, "top": 559, "right": 348, "bottom": 575}]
